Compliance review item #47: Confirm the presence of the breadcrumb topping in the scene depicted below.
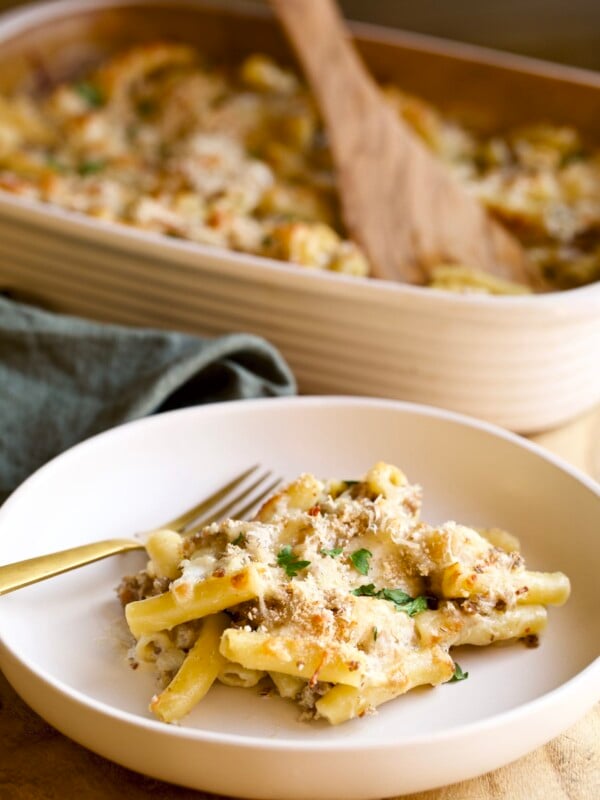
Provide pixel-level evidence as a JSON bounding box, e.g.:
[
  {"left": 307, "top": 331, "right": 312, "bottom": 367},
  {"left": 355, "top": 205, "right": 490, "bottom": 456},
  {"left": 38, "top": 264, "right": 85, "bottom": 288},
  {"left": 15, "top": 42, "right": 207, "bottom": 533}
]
[
  {"left": 1, "top": 45, "right": 598, "bottom": 291},
  {"left": 119, "top": 462, "right": 570, "bottom": 722}
]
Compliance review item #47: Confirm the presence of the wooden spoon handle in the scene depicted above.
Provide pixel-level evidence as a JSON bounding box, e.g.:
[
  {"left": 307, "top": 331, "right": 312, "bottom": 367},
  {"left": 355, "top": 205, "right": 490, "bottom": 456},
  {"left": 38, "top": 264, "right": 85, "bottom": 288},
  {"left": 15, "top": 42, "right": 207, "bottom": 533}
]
[
  {"left": 270, "top": 0, "right": 423, "bottom": 282},
  {"left": 269, "top": 0, "right": 377, "bottom": 112},
  {"left": 269, "top": 0, "right": 534, "bottom": 287}
]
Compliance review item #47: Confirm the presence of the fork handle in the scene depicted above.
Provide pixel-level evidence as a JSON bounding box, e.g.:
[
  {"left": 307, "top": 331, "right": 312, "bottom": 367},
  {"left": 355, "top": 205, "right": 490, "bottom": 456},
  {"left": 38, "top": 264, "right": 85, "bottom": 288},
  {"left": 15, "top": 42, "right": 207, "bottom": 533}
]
[{"left": 0, "top": 539, "right": 144, "bottom": 596}]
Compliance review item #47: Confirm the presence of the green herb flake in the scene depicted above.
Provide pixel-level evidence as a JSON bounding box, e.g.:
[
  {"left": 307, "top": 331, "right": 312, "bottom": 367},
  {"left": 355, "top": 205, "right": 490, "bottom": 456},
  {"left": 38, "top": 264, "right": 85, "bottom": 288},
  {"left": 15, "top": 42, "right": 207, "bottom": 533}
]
[
  {"left": 78, "top": 160, "right": 106, "bottom": 177},
  {"left": 450, "top": 662, "right": 469, "bottom": 682},
  {"left": 320, "top": 546, "right": 343, "bottom": 558},
  {"left": 75, "top": 81, "right": 104, "bottom": 108},
  {"left": 232, "top": 532, "right": 245, "bottom": 547},
  {"left": 373, "top": 626, "right": 378, "bottom": 641},
  {"left": 379, "top": 588, "right": 413, "bottom": 604},
  {"left": 381, "top": 588, "right": 429, "bottom": 617},
  {"left": 351, "top": 584, "right": 429, "bottom": 616},
  {"left": 351, "top": 583, "right": 378, "bottom": 597},
  {"left": 277, "top": 545, "right": 310, "bottom": 578},
  {"left": 350, "top": 548, "right": 372, "bottom": 576}
]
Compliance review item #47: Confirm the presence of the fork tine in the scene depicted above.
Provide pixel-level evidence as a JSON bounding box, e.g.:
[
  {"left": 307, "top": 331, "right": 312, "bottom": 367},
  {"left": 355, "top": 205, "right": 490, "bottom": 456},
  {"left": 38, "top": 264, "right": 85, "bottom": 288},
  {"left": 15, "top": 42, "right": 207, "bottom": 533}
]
[
  {"left": 229, "top": 477, "right": 281, "bottom": 523},
  {"left": 184, "top": 471, "right": 274, "bottom": 533},
  {"left": 185, "top": 476, "right": 281, "bottom": 533},
  {"left": 0, "top": 465, "right": 279, "bottom": 596},
  {"left": 160, "top": 465, "right": 259, "bottom": 532}
]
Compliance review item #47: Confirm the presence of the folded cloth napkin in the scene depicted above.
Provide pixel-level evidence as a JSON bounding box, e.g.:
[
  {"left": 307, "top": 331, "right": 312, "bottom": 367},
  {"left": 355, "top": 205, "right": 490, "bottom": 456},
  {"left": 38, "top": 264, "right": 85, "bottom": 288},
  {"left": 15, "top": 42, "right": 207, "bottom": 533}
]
[{"left": 0, "top": 296, "right": 296, "bottom": 503}]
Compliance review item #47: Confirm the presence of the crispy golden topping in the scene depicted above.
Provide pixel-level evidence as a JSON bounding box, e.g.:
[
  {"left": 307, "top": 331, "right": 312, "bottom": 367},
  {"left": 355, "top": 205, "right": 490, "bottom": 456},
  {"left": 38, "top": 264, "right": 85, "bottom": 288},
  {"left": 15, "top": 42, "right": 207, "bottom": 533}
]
[
  {"left": 1, "top": 44, "right": 598, "bottom": 291},
  {"left": 120, "top": 462, "right": 570, "bottom": 723}
]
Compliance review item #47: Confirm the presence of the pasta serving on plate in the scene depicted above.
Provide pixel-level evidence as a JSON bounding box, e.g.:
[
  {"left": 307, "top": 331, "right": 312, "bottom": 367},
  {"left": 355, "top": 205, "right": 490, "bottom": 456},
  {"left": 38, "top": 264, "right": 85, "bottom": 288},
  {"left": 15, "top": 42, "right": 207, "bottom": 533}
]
[{"left": 117, "top": 462, "right": 570, "bottom": 725}]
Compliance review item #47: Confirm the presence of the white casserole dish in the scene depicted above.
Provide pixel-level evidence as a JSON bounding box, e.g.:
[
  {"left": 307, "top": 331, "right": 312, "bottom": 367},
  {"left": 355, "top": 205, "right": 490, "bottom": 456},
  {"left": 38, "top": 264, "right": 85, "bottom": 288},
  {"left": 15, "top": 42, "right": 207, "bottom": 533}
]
[{"left": 0, "top": 0, "right": 598, "bottom": 433}]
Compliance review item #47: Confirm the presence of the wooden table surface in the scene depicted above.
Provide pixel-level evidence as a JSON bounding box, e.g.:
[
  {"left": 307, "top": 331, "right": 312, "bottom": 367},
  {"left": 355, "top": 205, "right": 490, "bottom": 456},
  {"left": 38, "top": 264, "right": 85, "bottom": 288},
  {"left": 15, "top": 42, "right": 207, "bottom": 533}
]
[{"left": 1, "top": 406, "right": 598, "bottom": 800}]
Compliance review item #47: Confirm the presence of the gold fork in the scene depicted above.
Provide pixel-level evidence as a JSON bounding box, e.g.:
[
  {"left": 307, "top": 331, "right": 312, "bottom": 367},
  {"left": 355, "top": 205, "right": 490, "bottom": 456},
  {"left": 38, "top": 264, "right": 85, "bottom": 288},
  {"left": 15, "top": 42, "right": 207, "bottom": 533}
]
[{"left": 0, "top": 466, "right": 280, "bottom": 596}]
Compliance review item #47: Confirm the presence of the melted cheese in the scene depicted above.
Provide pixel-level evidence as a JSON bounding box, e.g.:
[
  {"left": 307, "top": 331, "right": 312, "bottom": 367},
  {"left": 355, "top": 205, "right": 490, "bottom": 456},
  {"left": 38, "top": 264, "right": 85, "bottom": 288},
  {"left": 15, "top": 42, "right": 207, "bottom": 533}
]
[{"left": 125, "top": 463, "right": 569, "bottom": 721}]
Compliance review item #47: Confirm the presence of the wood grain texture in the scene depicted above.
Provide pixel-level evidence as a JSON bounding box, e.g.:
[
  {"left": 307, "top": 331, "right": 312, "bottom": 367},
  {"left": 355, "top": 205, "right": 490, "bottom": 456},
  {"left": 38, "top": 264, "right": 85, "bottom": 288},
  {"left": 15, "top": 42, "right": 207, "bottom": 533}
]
[
  {"left": 530, "top": 406, "right": 600, "bottom": 483},
  {"left": 1, "top": 404, "right": 598, "bottom": 800},
  {"left": 269, "top": 0, "right": 533, "bottom": 287}
]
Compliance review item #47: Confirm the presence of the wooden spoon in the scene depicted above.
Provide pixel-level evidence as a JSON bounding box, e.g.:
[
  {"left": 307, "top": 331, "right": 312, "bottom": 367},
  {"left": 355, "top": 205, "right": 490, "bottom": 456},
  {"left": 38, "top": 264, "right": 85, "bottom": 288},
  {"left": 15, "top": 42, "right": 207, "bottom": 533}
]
[{"left": 269, "top": 0, "right": 534, "bottom": 287}]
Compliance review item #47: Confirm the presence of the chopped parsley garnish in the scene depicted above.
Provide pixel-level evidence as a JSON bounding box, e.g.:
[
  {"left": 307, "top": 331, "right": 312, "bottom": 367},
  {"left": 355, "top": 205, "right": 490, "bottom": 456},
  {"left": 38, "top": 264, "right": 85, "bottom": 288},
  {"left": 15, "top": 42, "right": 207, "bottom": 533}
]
[
  {"left": 232, "top": 532, "right": 245, "bottom": 547},
  {"left": 352, "top": 583, "right": 379, "bottom": 597},
  {"left": 342, "top": 480, "right": 359, "bottom": 486},
  {"left": 373, "top": 626, "right": 378, "bottom": 641},
  {"left": 320, "top": 546, "right": 343, "bottom": 558},
  {"left": 351, "top": 583, "right": 429, "bottom": 616},
  {"left": 450, "top": 662, "right": 469, "bottom": 682},
  {"left": 277, "top": 545, "right": 310, "bottom": 577},
  {"left": 78, "top": 160, "right": 106, "bottom": 176},
  {"left": 75, "top": 81, "right": 104, "bottom": 108},
  {"left": 380, "top": 588, "right": 429, "bottom": 616},
  {"left": 350, "top": 548, "right": 372, "bottom": 576}
]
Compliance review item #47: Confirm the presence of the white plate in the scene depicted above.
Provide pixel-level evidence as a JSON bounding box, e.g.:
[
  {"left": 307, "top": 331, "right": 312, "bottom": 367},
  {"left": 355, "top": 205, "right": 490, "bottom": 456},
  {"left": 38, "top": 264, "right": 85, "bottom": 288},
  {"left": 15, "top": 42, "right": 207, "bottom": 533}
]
[{"left": 0, "top": 397, "right": 598, "bottom": 800}]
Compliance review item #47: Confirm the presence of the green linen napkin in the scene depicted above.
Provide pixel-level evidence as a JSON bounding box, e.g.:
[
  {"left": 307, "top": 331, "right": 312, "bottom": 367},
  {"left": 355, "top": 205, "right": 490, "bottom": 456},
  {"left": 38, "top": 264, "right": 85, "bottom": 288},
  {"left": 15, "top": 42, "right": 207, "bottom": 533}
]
[{"left": 0, "top": 296, "right": 296, "bottom": 503}]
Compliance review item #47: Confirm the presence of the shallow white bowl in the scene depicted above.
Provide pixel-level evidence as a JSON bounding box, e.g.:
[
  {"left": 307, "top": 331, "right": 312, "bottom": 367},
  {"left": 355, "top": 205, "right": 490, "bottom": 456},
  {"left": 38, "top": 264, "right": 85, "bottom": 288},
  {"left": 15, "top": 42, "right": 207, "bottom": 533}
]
[
  {"left": 0, "top": 0, "right": 599, "bottom": 434},
  {"left": 0, "top": 397, "right": 598, "bottom": 799}
]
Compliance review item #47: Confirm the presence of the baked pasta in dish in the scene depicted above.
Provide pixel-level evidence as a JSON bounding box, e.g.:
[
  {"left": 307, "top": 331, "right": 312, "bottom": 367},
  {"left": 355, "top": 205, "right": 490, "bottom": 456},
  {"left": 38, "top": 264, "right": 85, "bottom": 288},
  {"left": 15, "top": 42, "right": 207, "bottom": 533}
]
[
  {"left": 117, "top": 462, "right": 570, "bottom": 725},
  {"left": 1, "top": 43, "right": 598, "bottom": 291}
]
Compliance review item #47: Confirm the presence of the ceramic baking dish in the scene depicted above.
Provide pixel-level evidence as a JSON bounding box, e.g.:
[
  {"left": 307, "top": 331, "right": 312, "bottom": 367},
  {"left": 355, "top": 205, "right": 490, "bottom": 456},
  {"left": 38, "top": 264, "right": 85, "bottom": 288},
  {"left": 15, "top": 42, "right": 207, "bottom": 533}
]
[{"left": 0, "top": 0, "right": 598, "bottom": 433}]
